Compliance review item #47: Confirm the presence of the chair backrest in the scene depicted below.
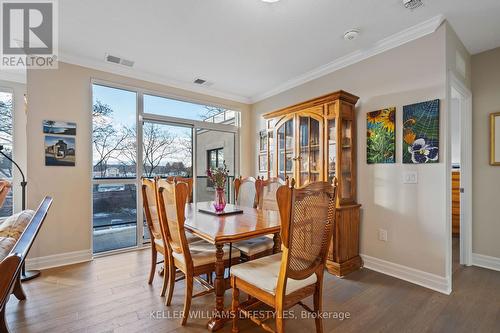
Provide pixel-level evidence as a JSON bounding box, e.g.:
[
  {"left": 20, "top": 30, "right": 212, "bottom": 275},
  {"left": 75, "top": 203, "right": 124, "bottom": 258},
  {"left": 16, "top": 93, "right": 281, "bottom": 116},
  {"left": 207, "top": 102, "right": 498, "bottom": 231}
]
[
  {"left": 141, "top": 178, "right": 163, "bottom": 243},
  {"left": 1, "top": 197, "right": 52, "bottom": 315},
  {"left": 167, "top": 176, "right": 193, "bottom": 203},
  {"left": 234, "top": 176, "right": 257, "bottom": 208},
  {"left": 157, "top": 179, "right": 192, "bottom": 265},
  {"left": 276, "top": 179, "right": 337, "bottom": 284},
  {"left": 256, "top": 177, "right": 286, "bottom": 211}
]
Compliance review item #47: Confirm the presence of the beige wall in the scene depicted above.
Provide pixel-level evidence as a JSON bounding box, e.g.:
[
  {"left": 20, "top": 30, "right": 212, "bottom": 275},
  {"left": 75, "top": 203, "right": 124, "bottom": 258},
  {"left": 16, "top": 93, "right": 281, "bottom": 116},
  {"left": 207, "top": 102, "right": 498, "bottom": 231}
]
[
  {"left": 251, "top": 26, "right": 448, "bottom": 276},
  {"left": 471, "top": 47, "right": 500, "bottom": 258},
  {"left": 26, "top": 62, "right": 250, "bottom": 260}
]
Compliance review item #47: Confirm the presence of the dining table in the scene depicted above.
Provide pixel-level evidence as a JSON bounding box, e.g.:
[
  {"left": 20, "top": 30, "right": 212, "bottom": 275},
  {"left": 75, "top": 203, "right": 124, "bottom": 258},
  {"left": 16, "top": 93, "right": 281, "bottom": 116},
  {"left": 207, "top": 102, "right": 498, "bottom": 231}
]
[{"left": 184, "top": 201, "right": 281, "bottom": 331}]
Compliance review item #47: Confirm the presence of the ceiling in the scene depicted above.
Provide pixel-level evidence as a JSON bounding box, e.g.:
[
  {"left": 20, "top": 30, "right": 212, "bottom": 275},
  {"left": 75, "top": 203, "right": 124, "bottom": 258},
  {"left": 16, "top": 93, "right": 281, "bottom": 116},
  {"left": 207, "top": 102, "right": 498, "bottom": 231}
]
[{"left": 59, "top": 0, "right": 500, "bottom": 103}]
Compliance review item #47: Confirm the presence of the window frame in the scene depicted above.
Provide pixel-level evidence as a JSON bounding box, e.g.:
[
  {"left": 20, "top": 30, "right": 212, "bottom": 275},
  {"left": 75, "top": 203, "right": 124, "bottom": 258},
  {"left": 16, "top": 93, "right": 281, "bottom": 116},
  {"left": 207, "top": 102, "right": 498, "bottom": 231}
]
[
  {"left": 90, "top": 78, "right": 240, "bottom": 257},
  {"left": 0, "top": 87, "right": 14, "bottom": 218}
]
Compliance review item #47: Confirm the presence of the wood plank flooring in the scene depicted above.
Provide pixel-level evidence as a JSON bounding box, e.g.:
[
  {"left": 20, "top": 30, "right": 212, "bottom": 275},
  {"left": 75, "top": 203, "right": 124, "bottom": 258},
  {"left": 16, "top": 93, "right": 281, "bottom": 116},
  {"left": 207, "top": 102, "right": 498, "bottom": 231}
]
[{"left": 6, "top": 245, "right": 500, "bottom": 333}]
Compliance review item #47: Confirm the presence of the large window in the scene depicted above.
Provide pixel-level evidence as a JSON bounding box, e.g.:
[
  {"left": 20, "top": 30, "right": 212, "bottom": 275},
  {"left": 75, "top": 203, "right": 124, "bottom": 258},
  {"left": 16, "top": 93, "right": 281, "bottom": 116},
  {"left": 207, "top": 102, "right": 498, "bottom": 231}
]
[
  {"left": 0, "top": 91, "right": 13, "bottom": 217},
  {"left": 92, "top": 84, "right": 137, "bottom": 254},
  {"left": 91, "top": 82, "right": 239, "bottom": 254}
]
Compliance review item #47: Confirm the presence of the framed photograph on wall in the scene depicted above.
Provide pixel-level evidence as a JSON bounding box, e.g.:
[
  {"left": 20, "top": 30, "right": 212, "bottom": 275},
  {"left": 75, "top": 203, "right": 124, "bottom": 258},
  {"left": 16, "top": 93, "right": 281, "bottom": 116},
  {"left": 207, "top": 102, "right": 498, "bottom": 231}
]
[
  {"left": 491, "top": 112, "right": 500, "bottom": 165},
  {"left": 259, "top": 153, "right": 268, "bottom": 172},
  {"left": 45, "top": 136, "right": 76, "bottom": 166},
  {"left": 43, "top": 120, "right": 77, "bottom": 135}
]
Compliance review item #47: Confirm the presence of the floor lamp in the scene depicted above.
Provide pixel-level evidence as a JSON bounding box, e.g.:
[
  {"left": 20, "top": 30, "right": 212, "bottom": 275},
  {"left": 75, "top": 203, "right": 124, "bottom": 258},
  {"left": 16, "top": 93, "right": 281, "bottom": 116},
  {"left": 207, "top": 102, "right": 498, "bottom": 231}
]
[{"left": 0, "top": 144, "right": 40, "bottom": 281}]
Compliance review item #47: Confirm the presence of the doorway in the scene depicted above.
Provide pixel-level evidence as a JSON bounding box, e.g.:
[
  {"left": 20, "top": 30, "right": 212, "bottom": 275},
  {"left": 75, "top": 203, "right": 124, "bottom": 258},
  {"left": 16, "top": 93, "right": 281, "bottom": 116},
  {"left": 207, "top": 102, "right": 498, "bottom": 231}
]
[{"left": 448, "top": 72, "right": 472, "bottom": 285}]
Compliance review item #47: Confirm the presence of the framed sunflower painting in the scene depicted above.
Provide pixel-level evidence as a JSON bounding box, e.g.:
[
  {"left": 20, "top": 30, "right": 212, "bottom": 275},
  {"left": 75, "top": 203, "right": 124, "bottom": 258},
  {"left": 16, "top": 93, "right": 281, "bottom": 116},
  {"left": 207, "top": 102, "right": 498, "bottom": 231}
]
[
  {"left": 403, "top": 99, "right": 440, "bottom": 164},
  {"left": 367, "top": 107, "right": 396, "bottom": 164}
]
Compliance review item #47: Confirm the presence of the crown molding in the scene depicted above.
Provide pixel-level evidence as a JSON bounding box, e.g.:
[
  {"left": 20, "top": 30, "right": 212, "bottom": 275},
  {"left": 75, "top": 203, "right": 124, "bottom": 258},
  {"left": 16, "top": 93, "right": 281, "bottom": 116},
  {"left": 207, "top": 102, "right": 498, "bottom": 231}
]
[
  {"left": 251, "top": 15, "right": 446, "bottom": 103},
  {"left": 58, "top": 52, "right": 251, "bottom": 105},
  {"left": 0, "top": 71, "right": 26, "bottom": 84}
]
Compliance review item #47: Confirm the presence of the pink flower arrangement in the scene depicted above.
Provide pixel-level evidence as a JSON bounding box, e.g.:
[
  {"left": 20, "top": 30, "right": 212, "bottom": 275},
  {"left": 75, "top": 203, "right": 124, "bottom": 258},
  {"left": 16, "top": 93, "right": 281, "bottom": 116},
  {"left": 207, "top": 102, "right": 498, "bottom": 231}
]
[{"left": 206, "top": 162, "right": 229, "bottom": 190}]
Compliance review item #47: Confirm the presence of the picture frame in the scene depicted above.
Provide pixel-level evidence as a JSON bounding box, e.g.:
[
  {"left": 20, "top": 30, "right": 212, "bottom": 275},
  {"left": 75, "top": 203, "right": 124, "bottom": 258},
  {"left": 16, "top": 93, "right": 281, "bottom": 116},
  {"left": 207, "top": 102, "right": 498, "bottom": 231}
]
[
  {"left": 259, "top": 153, "right": 268, "bottom": 172},
  {"left": 43, "top": 120, "right": 77, "bottom": 135},
  {"left": 491, "top": 112, "right": 500, "bottom": 166}
]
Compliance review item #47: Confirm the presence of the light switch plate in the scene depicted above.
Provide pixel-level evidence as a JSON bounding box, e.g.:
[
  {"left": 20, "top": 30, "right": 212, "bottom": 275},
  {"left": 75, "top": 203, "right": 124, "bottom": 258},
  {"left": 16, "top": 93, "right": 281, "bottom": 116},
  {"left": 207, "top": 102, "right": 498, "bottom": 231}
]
[{"left": 403, "top": 171, "right": 418, "bottom": 184}]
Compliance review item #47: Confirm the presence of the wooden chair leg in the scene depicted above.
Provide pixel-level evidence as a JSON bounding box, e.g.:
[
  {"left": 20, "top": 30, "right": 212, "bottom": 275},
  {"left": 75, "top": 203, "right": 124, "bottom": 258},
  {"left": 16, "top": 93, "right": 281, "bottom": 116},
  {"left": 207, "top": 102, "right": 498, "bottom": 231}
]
[
  {"left": 232, "top": 277, "right": 240, "bottom": 333},
  {"left": 148, "top": 246, "right": 157, "bottom": 284},
  {"left": 313, "top": 283, "right": 323, "bottom": 333},
  {"left": 160, "top": 260, "right": 169, "bottom": 297},
  {"left": 181, "top": 275, "right": 193, "bottom": 325},
  {"left": 12, "top": 273, "right": 26, "bottom": 300},
  {"left": 275, "top": 307, "right": 285, "bottom": 333},
  {"left": 165, "top": 260, "right": 176, "bottom": 306}
]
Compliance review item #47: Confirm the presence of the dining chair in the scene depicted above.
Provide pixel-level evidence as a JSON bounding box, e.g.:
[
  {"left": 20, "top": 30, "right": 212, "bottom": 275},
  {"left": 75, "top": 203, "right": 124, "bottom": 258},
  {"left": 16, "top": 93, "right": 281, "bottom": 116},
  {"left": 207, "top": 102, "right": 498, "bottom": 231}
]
[
  {"left": 233, "top": 176, "right": 274, "bottom": 261},
  {"left": 141, "top": 177, "right": 169, "bottom": 295},
  {"left": 230, "top": 179, "right": 338, "bottom": 333},
  {"left": 234, "top": 176, "right": 257, "bottom": 208},
  {"left": 167, "top": 176, "right": 194, "bottom": 203},
  {"left": 157, "top": 179, "right": 241, "bottom": 325},
  {"left": 142, "top": 177, "right": 200, "bottom": 296}
]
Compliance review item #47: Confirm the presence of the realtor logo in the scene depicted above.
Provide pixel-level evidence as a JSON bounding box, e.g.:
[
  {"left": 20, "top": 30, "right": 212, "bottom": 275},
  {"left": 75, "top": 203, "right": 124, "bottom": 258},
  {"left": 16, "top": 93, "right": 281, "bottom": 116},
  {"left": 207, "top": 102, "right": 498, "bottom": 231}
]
[{"left": 1, "top": 0, "right": 58, "bottom": 69}]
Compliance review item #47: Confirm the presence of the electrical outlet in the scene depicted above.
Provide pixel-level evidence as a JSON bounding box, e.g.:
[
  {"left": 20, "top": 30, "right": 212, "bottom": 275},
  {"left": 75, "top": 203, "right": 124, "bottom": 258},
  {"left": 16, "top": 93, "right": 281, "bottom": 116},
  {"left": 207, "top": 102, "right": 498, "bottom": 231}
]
[
  {"left": 403, "top": 171, "right": 418, "bottom": 184},
  {"left": 378, "top": 229, "right": 388, "bottom": 242}
]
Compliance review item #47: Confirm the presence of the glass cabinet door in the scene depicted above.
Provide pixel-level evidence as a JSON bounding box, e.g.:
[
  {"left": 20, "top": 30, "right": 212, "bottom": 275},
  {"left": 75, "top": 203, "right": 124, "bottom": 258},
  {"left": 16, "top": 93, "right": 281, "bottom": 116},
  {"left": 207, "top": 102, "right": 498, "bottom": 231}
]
[
  {"left": 298, "top": 116, "right": 322, "bottom": 186},
  {"left": 326, "top": 119, "right": 337, "bottom": 183},
  {"left": 277, "top": 118, "right": 294, "bottom": 181},
  {"left": 340, "top": 119, "right": 353, "bottom": 201}
]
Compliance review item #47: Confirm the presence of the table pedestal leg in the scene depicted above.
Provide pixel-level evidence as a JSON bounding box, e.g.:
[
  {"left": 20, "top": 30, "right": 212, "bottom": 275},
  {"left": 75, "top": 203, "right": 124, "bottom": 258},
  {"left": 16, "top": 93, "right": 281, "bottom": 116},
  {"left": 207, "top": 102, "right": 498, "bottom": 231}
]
[
  {"left": 273, "top": 232, "right": 281, "bottom": 254},
  {"left": 208, "top": 244, "right": 226, "bottom": 331}
]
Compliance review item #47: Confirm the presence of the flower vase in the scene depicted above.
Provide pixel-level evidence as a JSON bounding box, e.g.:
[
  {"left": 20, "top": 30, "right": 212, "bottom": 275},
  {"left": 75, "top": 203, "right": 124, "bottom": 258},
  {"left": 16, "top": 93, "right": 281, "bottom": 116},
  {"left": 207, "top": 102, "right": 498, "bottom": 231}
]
[{"left": 213, "top": 188, "right": 226, "bottom": 212}]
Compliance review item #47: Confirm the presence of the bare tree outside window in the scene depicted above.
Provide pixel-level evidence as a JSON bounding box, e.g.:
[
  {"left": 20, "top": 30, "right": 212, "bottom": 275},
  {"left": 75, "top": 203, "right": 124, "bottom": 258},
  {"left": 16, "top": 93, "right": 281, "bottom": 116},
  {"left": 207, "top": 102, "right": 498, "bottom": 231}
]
[{"left": 92, "top": 100, "right": 132, "bottom": 177}]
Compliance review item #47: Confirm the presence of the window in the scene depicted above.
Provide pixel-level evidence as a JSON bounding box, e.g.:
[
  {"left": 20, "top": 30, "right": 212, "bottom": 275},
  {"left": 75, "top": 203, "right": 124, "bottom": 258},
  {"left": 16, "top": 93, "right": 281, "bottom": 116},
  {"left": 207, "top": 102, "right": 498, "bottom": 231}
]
[
  {"left": 92, "top": 84, "right": 137, "bottom": 254},
  {"left": 144, "top": 94, "right": 240, "bottom": 126},
  {"left": 207, "top": 148, "right": 224, "bottom": 170},
  {"left": 0, "top": 91, "right": 13, "bottom": 217},
  {"left": 91, "top": 82, "right": 239, "bottom": 254}
]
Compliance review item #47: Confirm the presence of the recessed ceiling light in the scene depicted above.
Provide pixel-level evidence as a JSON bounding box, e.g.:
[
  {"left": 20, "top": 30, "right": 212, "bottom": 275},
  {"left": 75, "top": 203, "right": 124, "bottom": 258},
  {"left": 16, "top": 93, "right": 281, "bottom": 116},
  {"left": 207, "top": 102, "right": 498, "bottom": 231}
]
[{"left": 261, "top": 0, "right": 280, "bottom": 3}]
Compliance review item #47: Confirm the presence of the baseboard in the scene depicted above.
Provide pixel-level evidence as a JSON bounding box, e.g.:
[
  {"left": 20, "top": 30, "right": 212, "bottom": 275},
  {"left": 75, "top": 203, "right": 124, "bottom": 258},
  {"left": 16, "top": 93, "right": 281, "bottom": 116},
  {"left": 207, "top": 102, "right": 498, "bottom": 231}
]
[
  {"left": 472, "top": 253, "right": 500, "bottom": 272},
  {"left": 360, "top": 254, "right": 451, "bottom": 295},
  {"left": 26, "top": 249, "right": 93, "bottom": 271}
]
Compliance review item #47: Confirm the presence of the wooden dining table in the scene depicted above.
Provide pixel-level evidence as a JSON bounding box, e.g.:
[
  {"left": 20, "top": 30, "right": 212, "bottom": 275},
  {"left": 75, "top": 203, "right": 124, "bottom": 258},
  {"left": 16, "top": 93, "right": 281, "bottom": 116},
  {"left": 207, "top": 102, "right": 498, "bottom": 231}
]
[{"left": 184, "top": 201, "right": 281, "bottom": 331}]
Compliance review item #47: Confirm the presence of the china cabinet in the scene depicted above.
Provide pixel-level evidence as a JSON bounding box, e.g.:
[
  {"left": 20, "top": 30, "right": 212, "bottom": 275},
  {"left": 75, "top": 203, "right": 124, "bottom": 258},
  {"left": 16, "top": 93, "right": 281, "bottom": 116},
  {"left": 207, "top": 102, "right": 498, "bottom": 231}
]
[{"left": 261, "top": 90, "right": 362, "bottom": 276}]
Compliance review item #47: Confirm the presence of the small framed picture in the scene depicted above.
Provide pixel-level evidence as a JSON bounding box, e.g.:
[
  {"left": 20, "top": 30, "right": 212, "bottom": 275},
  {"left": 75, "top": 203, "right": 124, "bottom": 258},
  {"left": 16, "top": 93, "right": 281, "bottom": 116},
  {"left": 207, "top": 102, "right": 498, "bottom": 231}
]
[
  {"left": 259, "top": 153, "right": 268, "bottom": 172},
  {"left": 45, "top": 136, "right": 76, "bottom": 166},
  {"left": 43, "top": 120, "right": 77, "bottom": 136}
]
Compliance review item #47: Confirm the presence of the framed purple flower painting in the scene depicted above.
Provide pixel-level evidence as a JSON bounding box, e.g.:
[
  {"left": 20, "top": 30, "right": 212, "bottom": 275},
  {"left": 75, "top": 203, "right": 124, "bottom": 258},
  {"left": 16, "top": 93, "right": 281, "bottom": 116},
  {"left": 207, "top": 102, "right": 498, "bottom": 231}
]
[{"left": 403, "top": 99, "right": 440, "bottom": 164}]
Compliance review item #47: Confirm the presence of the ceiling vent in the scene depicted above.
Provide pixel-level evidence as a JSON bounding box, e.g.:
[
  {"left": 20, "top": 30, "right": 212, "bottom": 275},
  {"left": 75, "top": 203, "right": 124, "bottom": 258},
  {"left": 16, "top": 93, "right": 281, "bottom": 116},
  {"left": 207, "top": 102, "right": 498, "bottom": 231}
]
[
  {"left": 193, "top": 78, "right": 213, "bottom": 87},
  {"left": 105, "top": 54, "right": 134, "bottom": 67},
  {"left": 403, "top": 0, "right": 423, "bottom": 10}
]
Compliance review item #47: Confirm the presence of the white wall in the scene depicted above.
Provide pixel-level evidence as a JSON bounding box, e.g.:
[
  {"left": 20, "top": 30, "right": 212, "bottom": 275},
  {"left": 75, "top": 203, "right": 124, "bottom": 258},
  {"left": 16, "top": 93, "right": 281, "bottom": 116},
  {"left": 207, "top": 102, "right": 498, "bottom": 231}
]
[
  {"left": 251, "top": 25, "right": 448, "bottom": 281},
  {"left": 26, "top": 62, "right": 250, "bottom": 263}
]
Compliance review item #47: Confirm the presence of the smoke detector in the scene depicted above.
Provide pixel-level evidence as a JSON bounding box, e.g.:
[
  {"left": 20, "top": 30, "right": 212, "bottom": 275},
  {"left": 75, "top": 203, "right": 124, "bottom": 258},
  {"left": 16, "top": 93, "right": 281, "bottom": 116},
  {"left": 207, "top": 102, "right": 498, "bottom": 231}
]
[
  {"left": 105, "top": 54, "right": 134, "bottom": 67},
  {"left": 403, "top": 0, "right": 423, "bottom": 10},
  {"left": 344, "top": 29, "right": 360, "bottom": 41}
]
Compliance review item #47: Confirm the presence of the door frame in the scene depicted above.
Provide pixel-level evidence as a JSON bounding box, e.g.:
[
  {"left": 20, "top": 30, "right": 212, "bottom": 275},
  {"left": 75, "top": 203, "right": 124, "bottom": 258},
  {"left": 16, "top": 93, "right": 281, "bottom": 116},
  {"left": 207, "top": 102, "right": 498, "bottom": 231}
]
[{"left": 446, "top": 71, "right": 473, "bottom": 288}]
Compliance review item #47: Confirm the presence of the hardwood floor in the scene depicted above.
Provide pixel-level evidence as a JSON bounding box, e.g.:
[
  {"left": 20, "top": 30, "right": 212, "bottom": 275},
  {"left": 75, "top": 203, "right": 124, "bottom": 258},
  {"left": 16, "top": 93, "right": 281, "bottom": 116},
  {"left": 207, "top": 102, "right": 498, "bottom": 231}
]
[{"left": 6, "top": 247, "right": 500, "bottom": 333}]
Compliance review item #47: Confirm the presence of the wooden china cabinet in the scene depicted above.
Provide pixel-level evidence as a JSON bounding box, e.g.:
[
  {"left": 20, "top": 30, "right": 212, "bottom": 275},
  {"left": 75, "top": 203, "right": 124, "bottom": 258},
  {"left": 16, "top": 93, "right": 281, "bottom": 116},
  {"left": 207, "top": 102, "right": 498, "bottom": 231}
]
[{"left": 260, "top": 90, "right": 362, "bottom": 277}]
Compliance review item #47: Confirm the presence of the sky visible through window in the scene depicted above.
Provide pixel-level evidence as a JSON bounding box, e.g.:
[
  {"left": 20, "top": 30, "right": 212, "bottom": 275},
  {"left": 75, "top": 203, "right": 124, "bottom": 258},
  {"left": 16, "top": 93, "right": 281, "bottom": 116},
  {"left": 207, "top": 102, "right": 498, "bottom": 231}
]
[{"left": 92, "top": 84, "right": 234, "bottom": 178}]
